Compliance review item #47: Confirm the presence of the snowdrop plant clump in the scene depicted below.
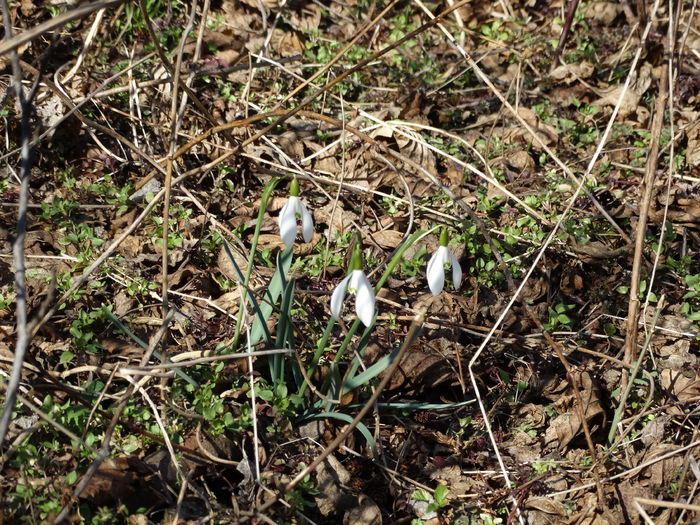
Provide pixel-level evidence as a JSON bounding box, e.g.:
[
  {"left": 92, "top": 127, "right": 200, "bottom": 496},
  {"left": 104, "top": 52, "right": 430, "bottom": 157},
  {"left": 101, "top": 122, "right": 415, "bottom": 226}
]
[
  {"left": 426, "top": 228, "right": 462, "bottom": 296},
  {"left": 330, "top": 236, "right": 376, "bottom": 327},
  {"left": 278, "top": 177, "right": 314, "bottom": 247}
]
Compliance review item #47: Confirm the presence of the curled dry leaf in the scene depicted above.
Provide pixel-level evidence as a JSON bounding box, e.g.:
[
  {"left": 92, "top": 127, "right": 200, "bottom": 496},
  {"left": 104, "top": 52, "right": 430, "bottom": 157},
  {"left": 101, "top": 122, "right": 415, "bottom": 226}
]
[
  {"left": 78, "top": 456, "right": 158, "bottom": 508},
  {"left": 379, "top": 343, "right": 460, "bottom": 396},
  {"left": 524, "top": 496, "right": 567, "bottom": 525},
  {"left": 314, "top": 455, "right": 354, "bottom": 517},
  {"left": 316, "top": 201, "right": 358, "bottom": 237},
  {"left": 429, "top": 461, "right": 488, "bottom": 496},
  {"left": 343, "top": 494, "right": 382, "bottom": 525},
  {"left": 660, "top": 368, "right": 700, "bottom": 405},
  {"left": 372, "top": 229, "right": 404, "bottom": 250},
  {"left": 591, "top": 62, "right": 653, "bottom": 118},
  {"left": 371, "top": 124, "right": 438, "bottom": 178},
  {"left": 503, "top": 107, "right": 559, "bottom": 146},
  {"left": 288, "top": 3, "right": 322, "bottom": 32},
  {"left": 687, "top": 120, "right": 700, "bottom": 166},
  {"left": 641, "top": 443, "right": 684, "bottom": 487},
  {"left": 550, "top": 61, "right": 595, "bottom": 83},
  {"left": 504, "top": 429, "right": 541, "bottom": 462},
  {"left": 544, "top": 371, "right": 605, "bottom": 450},
  {"left": 505, "top": 150, "right": 535, "bottom": 172},
  {"left": 584, "top": 1, "right": 620, "bottom": 24}
]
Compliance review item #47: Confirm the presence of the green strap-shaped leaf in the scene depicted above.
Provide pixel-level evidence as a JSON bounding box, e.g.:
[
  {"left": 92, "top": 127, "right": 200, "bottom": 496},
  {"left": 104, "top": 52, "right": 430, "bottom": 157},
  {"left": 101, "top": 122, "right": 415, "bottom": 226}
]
[
  {"left": 300, "top": 411, "right": 377, "bottom": 456},
  {"left": 249, "top": 246, "right": 294, "bottom": 347}
]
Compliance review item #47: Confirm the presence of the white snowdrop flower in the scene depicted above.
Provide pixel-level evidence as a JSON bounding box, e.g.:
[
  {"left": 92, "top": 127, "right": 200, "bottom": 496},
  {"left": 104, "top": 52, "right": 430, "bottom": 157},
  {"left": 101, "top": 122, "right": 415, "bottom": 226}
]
[
  {"left": 426, "top": 228, "right": 462, "bottom": 296},
  {"left": 278, "top": 178, "right": 313, "bottom": 247},
  {"left": 330, "top": 239, "right": 375, "bottom": 327}
]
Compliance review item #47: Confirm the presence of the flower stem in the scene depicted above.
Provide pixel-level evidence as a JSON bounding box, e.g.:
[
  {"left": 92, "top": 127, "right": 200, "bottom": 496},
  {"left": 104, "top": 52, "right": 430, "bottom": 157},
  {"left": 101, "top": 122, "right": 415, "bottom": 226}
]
[{"left": 439, "top": 226, "right": 448, "bottom": 247}]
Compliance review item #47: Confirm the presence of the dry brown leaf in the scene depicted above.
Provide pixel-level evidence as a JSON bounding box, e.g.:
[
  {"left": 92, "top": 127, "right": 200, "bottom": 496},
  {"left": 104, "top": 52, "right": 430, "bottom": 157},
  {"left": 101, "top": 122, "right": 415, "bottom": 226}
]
[
  {"left": 182, "top": 28, "right": 243, "bottom": 58},
  {"left": 316, "top": 201, "right": 358, "bottom": 236},
  {"left": 393, "top": 127, "right": 438, "bottom": 176},
  {"left": 687, "top": 120, "right": 700, "bottom": 166},
  {"left": 584, "top": 2, "right": 620, "bottom": 24},
  {"left": 505, "top": 150, "right": 535, "bottom": 172},
  {"left": 78, "top": 456, "right": 154, "bottom": 506},
  {"left": 379, "top": 344, "right": 459, "bottom": 396},
  {"left": 238, "top": 0, "right": 279, "bottom": 10},
  {"left": 272, "top": 29, "right": 304, "bottom": 57},
  {"left": 314, "top": 455, "right": 353, "bottom": 516},
  {"left": 118, "top": 235, "right": 142, "bottom": 259},
  {"left": 35, "top": 92, "right": 64, "bottom": 139},
  {"left": 614, "top": 479, "right": 653, "bottom": 525},
  {"left": 304, "top": 140, "right": 341, "bottom": 175},
  {"left": 650, "top": 196, "right": 700, "bottom": 228},
  {"left": 371, "top": 124, "right": 438, "bottom": 178},
  {"left": 641, "top": 443, "right": 684, "bottom": 488},
  {"left": 372, "top": 229, "right": 404, "bottom": 250},
  {"left": 544, "top": 371, "right": 604, "bottom": 450},
  {"left": 524, "top": 496, "right": 567, "bottom": 525},
  {"left": 657, "top": 339, "right": 694, "bottom": 371},
  {"left": 640, "top": 415, "right": 671, "bottom": 447},
  {"left": 289, "top": 3, "right": 322, "bottom": 32},
  {"left": 505, "top": 107, "right": 559, "bottom": 146},
  {"left": 20, "top": 0, "right": 35, "bottom": 16},
  {"left": 660, "top": 368, "right": 700, "bottom": 404},
  {"left": 550, "top": 61, "right": 595, "bottom": 83},
  {"left": 343, "top": 494, "right": 382, "bottom": 525},
  {"left": 504, "top": 430, "right": 541, "bottom": 462},
  {"left": 591, "top": 62, "right": 653, "bottom": 118}
]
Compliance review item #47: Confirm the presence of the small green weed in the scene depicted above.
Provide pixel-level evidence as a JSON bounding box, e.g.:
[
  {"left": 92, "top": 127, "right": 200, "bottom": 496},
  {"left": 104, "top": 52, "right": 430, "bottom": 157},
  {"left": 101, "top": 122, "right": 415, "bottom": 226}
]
[
  {"left": 411, "top": 484, "right": 449, "bottom": 523},
  {"left": 285, "top": 472, "right": 319, "bottom": 510},
  {"left": 544, "top": 303, "right": 575, "bottom": 331}
]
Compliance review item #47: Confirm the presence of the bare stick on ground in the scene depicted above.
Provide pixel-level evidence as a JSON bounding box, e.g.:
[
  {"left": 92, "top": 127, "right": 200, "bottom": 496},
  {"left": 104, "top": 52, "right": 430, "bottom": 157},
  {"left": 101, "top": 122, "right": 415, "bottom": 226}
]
[{"left": 0, "top": 0, "right": 40, "bottom": 448}]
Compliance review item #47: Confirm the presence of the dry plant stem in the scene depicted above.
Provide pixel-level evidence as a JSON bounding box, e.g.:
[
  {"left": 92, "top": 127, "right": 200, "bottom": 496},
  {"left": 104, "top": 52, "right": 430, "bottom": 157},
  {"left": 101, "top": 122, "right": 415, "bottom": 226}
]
[
  {"left": 634, "top": 497, "right": 700, "bottom": 513},
  {"left": 415, "top": 0, "right": 661, "bottom": 244},
  {"left": 646, "top": 0, "right": 678, "bottom": 303},
  {"left": 623, "top": 48, "right": 670, "bottom": 368},
  {"left": 0, "top": 53, "right": 156, "bottom": 162},
  {"left": 550, "top": 0, "right": 581, "bottom": 71},
  {"left": 0, "top": 0, "right": 39, "bottom": 447},
  {"left": 0, "top": 0, "right": 126, "bottom": 56},
  {"left": 156, "top": 0, "right": 198, "bottom": 368},
  {"left": 235, "top": 0, "right": 473, "bottom": 156},
  {"left": 30, "top": 181, "right": 164, "bottom": 339},
  {"left": 520, "top": 311, "right": 607, "bottom": 506},
  {"left": 19, "top": 61, "right": 166, "bottom": 175},
  {"left": 60, "top": 6, "right": 107, "bottom": 84},
  {"left": 256, "top": 310, "right": 427, "bottom": 516},
  {"left": 137, "top": 0, "right": 238, "bottom": 151},
  {"left": 53, "top": 310, "right": 175, "bottom": 524},
  {"left": 271, "top": 0, "right": 390, "bottom": 110}
]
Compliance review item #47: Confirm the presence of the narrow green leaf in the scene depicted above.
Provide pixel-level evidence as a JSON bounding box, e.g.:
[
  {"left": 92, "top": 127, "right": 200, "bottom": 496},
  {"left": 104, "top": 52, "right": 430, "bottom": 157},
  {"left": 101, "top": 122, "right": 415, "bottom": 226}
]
[{"left": 303, "top": 411, "right": 377, "bottom": 456}]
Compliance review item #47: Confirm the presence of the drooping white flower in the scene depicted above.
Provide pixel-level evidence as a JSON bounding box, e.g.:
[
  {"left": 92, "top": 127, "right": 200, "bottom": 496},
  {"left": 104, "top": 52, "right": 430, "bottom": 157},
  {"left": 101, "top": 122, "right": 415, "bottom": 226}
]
[
  {"left": 426, "top": 228, "right": 462, "bottom": 296},
  {"left": 330, "top": 237, "right": 375, "bottom": 327},
  {"left": 278, "top": 178, "right": 313, "bottom": 247}
]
